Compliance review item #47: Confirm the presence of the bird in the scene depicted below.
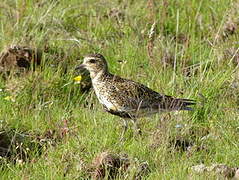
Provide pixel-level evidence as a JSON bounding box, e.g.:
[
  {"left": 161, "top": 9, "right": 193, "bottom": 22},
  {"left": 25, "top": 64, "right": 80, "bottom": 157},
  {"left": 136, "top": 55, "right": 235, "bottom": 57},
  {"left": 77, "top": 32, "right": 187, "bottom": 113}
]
[{"left": 76, "top": 53, "right": 195, "bottom": 139}]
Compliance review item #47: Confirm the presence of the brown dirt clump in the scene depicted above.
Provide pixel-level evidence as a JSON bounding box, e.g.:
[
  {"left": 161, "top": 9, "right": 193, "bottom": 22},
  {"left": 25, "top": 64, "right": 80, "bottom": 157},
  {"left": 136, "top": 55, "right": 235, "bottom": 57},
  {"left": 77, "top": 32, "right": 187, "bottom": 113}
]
[
  {"left": 107, "top": 8, "right": 125, "bottom": 22},
  {"left": 89, "top": 151, "right": 150, "bottom": 180},
  {"left": 0, "top": 122, "right": 69, "bottom": 165},
  {"left": 191, "top": 164, "right": 239, "bottom": 179},
  {"left": 0, "top": 45, "right": 42, "bottom": 75},
  {"left": 75, "top": 68, "right": 92, "bottom": 93},
  {"left": 0, "top": 129, "right": 42, "bottom": 163},
  {"left": 90, "top": 152, "right": 129, "bottom": 179}
]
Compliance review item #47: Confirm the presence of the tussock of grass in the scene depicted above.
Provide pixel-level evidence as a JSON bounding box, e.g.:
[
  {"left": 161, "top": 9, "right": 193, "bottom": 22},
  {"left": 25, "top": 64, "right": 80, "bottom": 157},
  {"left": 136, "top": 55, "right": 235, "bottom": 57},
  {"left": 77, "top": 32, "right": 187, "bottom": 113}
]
[{"left": 0, "top": 0, "right": 239, "bottom": 179}]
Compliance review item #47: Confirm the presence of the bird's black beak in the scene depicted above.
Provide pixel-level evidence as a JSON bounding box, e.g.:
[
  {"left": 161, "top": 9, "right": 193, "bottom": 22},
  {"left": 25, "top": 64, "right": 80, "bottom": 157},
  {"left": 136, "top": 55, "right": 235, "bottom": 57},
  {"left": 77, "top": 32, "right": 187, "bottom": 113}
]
[{"left": 75, "top": 64, "right": 86, "bottom": 71}]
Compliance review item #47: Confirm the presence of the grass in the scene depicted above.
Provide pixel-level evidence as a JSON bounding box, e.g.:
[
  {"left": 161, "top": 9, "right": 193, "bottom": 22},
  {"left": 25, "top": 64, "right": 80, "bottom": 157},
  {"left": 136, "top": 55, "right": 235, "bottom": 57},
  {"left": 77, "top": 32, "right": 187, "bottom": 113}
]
[{"left": 0, "top": 0, "right": 239, "bottom": 179}]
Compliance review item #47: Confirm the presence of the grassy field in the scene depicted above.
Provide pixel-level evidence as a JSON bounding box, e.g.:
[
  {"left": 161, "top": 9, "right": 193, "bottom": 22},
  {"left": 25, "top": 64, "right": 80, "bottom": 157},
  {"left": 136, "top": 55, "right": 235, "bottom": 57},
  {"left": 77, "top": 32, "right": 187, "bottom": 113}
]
[{"left": 0, "top": 0, "right": 239, "bottom": 179}]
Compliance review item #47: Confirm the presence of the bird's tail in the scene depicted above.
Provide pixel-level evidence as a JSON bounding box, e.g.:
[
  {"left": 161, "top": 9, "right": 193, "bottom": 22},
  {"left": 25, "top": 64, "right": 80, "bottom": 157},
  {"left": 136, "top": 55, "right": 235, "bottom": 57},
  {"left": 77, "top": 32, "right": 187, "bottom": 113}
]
[
  {"left": 171, "top": 98, "right": 196, "bottom": 111},
  {"left": 146, "top": 96, "right": 196, "bottom": 112}
]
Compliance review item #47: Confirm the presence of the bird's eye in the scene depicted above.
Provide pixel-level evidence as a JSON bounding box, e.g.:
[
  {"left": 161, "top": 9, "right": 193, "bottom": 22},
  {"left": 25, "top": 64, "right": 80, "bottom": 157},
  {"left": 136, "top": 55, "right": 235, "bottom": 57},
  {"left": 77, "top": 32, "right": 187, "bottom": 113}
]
[{"left": 89, "top": 59, "right": 96, "bottom": 63}]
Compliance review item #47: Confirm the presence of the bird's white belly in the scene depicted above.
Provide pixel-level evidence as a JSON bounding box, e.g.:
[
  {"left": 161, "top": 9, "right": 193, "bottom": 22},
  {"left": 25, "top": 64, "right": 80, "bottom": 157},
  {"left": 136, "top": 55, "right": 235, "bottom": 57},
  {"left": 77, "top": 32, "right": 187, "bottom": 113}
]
[{"left": 94, "top": 86, "right": 117, "bottom": 111}]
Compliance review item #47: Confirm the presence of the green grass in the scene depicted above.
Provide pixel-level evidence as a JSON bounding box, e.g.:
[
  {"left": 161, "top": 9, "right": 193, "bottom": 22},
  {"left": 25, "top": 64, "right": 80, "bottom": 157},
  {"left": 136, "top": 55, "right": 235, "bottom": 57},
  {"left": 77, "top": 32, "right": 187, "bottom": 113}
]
[{"left": 0, "top": 0, "right": 239, "bottom": 179}]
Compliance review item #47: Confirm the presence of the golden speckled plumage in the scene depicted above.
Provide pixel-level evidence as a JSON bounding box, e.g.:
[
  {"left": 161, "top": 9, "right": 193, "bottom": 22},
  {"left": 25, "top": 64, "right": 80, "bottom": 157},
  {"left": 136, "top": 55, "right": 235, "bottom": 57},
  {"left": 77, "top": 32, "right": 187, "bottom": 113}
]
[{"left": 76, "top": 53, "right": 195, "bottom": 119}]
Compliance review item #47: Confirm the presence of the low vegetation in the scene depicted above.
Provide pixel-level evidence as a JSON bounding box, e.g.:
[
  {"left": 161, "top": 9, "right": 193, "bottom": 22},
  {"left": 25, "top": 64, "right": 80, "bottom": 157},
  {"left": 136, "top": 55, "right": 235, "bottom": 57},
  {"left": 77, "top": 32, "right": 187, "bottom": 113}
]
[{"left": 0, "top": 0, "right": 239, "bottom": 179}]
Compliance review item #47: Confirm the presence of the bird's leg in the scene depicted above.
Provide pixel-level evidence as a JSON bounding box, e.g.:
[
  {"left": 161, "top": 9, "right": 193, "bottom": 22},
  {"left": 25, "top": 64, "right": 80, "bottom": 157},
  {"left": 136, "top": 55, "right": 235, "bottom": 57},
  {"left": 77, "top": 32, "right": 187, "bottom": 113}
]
[
  {"left": 120, "top": 119, "right": 128, "bottom": 141},
  {"left": 131, "top": 119, "right": 142, "bottom": 136}
]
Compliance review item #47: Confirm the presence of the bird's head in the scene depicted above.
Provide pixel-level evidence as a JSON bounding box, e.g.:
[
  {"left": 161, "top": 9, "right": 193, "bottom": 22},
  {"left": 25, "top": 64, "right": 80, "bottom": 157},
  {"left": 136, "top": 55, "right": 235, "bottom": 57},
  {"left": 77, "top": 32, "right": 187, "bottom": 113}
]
[{"left": 76, "top": 53, "right": 108, "bottom": 78}]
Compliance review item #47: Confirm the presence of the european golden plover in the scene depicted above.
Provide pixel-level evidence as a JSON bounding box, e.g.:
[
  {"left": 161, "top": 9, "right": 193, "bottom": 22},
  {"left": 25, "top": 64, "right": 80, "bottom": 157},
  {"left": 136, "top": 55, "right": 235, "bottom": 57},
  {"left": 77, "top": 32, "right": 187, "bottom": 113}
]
[{"left": 76, "top": 53, "right": 195, "bottom": 138}]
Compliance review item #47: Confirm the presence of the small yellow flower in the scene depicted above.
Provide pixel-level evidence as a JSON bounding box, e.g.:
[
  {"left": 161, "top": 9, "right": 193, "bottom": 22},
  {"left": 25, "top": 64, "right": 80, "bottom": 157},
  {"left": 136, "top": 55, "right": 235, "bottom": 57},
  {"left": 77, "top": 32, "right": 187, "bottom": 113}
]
[
  {"left": 73, "top": 75, "right": 82, "bottom": 83},
  {"left": 4, "top": 96, "right": 15, "bottom": 102}
]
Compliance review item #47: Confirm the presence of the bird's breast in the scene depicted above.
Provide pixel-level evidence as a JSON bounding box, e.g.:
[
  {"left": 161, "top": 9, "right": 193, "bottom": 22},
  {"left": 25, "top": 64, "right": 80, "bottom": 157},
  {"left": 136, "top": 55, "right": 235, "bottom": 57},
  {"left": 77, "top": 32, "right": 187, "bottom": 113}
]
[{"left": 92, "top": 81, "right": 119, "bottom": 111}]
